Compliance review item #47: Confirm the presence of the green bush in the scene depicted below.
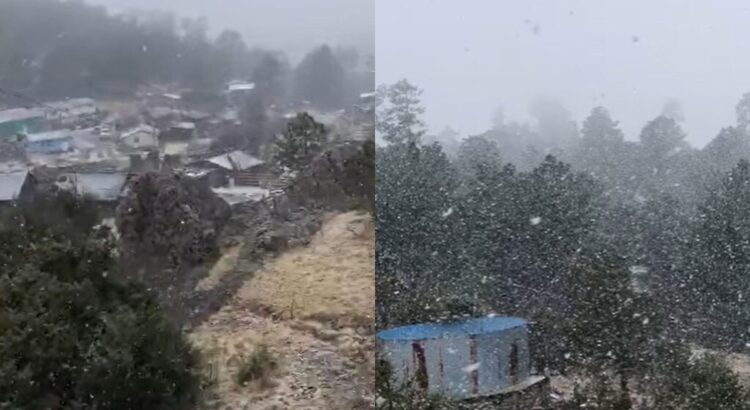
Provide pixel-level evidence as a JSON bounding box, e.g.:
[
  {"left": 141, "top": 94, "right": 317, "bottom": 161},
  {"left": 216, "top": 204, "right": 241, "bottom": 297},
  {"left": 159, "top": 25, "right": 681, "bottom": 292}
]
[
  {"left": 236, "top": 345, "right": 279, "bottom": 387},
  {"left": 0, "top": 194, "right": 201, "bottom": 409}
]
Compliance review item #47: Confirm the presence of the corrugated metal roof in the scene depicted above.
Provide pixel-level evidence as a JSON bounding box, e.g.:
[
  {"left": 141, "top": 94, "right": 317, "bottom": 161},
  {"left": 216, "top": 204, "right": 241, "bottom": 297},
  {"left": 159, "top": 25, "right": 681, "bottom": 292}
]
[
  {"left": 172, "top": 122, "right": 195, "bottom": 130},
  {"left": 46, "top": 98, "right": 96, "bottom": 110},
  {"left": 377, "top": 317, "right": 527, "bottom": 341},
  {"left": 228, "top": 83, "right": 255, "bottom": 92},
  {"left": 0, "top": 108, "right": 44, "bottom": 123},
  {"left": 207, "top": 150, "right": 264, "bottom": 170},
  {"left": 0, "top": 170, "right": 29, "bottom": 201},
  {"left": 62, "top": 173, "right": 127, "bottom": 201},
  {"left": 25, "top": 130, "right": 73, "bottom": 143},
  {"left": 121, "top": 125, "right": 157, "bottom": 139}
]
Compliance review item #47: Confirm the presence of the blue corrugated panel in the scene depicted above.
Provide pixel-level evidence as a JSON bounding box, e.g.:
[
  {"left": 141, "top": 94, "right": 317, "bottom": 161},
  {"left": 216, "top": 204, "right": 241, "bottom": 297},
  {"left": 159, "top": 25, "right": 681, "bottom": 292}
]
[{"left": 377, "top": 317, "right": 527, "bottom": 341}]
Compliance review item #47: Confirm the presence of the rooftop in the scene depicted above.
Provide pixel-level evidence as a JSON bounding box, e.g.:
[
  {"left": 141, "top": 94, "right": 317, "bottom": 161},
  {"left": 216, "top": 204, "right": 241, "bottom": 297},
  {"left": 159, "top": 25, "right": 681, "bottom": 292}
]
[
  {"left": 25, "top": 129, "right": 74, "bottom": 143},
  {"left": 376, "top": 316, "right": 527, "bottom": 342},
  {"left": 206, "top": 150, "right": 264, "bottom": 170},
  {"left": 59, "top": 172, "right": 127, "bottom": 201},
  {"left": 121, "top": 125, "right": 157, "bottom": 139},
  {"left": 172, "top": 122, "right": 196, "bottom": 130},
  {"left": 212, "top": 186, "right": 269, "bottom": 205},
  {"left": 46, "top": 98, "right": 96, "bottom": 110},
  {"left": 227, "top": 80, "right": 256, "bottom": 92},
  {"left": 0, "top": 107, "right": 44, "bottom": 123},
  {"left": 0, "top": 170, "right": 29, "bottom": 201}
]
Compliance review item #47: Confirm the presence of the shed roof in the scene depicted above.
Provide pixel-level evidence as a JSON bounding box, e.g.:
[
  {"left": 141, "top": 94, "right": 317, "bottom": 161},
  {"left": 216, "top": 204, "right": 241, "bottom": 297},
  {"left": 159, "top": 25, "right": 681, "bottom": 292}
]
[
  {"left": 0, "top": 170, "right": 30, "bottom": 201},
  {"left": 207, "top": 150, "right": 264, "bottom": 170},
  {"left": 62, "top": 173, "right": 127, "bottom": 201},
  {"left": 376, "top": 317, "right": 527, "bottom": 342},
  {"left": 46, "top": 98, "right": 96, "bottom": 110},
  {"left": 227, "top": 80, "right": 255, "bottom": 92},
  {"left": 172, "top": 122, "right": 196, "bottom": 130},
  {"left": 25, "top": 130, "right": 74, "bottom": 143},
  {"left": 121, "top": 125, "right": 157, "bottom": 139},
  {"left": 0, "top": 107, "right": 44, "bottom": 123}
]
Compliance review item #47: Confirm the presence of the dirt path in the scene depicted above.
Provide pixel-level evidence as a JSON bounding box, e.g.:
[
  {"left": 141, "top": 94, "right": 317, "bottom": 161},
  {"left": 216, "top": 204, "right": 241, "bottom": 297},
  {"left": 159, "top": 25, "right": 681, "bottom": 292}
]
[{"left": 190, "top": 212, "right": 374, "bottom": 409}]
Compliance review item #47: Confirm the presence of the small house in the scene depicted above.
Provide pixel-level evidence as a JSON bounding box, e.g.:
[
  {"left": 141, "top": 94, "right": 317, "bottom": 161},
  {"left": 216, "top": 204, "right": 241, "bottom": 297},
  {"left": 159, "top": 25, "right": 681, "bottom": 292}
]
[
  {"left": 225, "top": 80, "right": 256, "bottom": 107},
  {"left": 160, "top": 122, "right": 196, "bottom": 142},
  {"left": 56, "top": 172, "right": 128, "bottom": 207},
  {"left": 377, "top": 316, "right": 546, "bottom": 401},
  {"left": 159, "top": 122, "right": 196, "bottom": 157},
  {"left": 24, "top": 130, "right": 74, "bottom": 154},
  {"left": 0, "top": 108, "right": 46, "bottom": 139},
  {"left": 190, "top": 150, "right": 270, "bottom": 188},
  {"left": 120, "top": 125, "right": 159, "bottom": 150},
  {"left": 0, "top": 170, "right": 35, "bottom": 203}
]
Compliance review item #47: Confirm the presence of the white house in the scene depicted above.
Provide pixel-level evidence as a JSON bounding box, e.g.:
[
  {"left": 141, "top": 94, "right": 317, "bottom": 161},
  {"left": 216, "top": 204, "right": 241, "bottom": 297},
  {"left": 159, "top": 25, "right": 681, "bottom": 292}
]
[{"left": 120, "top": 125, "right": 158, "bottom": 149}]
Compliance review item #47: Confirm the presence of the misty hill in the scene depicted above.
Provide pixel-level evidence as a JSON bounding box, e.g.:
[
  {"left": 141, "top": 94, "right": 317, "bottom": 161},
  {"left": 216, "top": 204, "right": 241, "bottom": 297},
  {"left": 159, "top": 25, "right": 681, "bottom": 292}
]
[{"left": 0, "top": 0, "right": 373, "bottom": 111}]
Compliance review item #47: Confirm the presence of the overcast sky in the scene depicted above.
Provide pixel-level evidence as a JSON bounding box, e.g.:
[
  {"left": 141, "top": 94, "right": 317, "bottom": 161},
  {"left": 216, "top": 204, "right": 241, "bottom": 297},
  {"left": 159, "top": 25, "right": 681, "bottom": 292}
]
[
  {"left": 376, "top": 0, "right": 750, "bottom": 147},
  {"left": 86, "top": 0, "right": 373, "bottom": 63}
]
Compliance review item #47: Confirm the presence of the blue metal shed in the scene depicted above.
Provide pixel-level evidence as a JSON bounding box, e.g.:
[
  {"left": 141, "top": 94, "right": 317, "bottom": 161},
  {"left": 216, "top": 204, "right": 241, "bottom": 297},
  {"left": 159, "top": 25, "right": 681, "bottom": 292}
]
[{"left": 377, "top": 316, "right": 531, "bottom": 400}]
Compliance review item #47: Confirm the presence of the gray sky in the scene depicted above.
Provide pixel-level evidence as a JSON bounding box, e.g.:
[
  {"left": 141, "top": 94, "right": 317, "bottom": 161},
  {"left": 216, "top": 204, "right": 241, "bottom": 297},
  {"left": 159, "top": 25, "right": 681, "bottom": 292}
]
[
  {"left": 376, "top": 0, "right": 750, "bottom": 147},
  {"left": 86, "top": 0, "right": 374, "bottom": 62}
]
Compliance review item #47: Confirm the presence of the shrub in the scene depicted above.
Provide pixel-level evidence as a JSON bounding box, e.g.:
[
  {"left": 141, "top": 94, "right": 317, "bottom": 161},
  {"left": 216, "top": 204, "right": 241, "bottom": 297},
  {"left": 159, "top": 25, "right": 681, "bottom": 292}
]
[
  {"left": 236, "top": 345, "right": 279, "bottom": 387},
  {"left": 0, "top": 194, "right": 201, "bottom": 409}
]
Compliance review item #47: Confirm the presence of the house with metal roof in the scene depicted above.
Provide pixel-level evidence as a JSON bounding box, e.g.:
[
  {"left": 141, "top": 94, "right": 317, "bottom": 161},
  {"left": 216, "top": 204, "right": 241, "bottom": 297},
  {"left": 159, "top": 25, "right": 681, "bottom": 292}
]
[
  {"left": 377, "top": 316, "right": 547, "bottom": 402},
  {"left": 55, "top": 172, "right": 128, "bottom": 203},
  {"left": 188, "top": 150, "right": 273, "bottom": 188},
  {"left": 0, "top": 108, "right": 46, "bottom": 138},
  {"left": 24, "top": 130, "right": 74, "bottom": 154},
  {"left": 0, "top": 170, "right": 35, "bottom": 202},
  {"left": 120, "top": 125, "right": 159, "bottom": 150}
]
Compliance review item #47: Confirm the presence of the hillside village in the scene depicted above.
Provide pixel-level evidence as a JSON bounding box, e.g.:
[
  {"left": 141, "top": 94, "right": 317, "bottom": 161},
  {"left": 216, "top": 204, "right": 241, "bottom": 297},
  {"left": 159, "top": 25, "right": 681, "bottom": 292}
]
[{"left": 0, "top": 82, "right": 374, "bottom": 213}]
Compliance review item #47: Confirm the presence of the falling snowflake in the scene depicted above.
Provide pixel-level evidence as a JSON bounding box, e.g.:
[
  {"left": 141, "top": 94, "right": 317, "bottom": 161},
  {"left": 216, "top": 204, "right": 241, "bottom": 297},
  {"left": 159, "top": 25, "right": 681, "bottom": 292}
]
[
  {"left": 462, "top": 362, "right": 480, "bottom": 373},
  {"left": 442, "top": 207, "right": 454, "bottom": 218},
  {"left": 530, "top": 216, "right": 542, "bottom": 225}
]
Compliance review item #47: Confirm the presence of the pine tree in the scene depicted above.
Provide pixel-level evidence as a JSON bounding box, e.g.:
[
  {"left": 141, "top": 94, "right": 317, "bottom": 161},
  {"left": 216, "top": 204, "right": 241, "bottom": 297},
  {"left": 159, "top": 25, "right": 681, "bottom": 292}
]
[
  {"left": 376, "top": 80, "right": 427, "bottom": 145},
  {"left": 273, "top": 112, "right": 327, "bottom": 171}
]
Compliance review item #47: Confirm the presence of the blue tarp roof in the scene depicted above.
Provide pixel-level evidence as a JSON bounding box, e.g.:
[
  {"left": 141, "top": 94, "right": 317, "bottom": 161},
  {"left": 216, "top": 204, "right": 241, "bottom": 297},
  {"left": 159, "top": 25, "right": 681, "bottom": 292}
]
[{"left": 377, "top": 316, "right": 527, "bottom": 342}]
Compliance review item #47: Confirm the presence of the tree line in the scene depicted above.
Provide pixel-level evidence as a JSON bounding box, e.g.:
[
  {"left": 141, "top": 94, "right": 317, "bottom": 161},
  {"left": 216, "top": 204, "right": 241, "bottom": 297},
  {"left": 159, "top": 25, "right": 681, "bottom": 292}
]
[
  {"left": 0, "top": 0, "right": 373, "bottom": 111},
  {"left": 376, "top": 79, "right": 750, "bottom": 408}
]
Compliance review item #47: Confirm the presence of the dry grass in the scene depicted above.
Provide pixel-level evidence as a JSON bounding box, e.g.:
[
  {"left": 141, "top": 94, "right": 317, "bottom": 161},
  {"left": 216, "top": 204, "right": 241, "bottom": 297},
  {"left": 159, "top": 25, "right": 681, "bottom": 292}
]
[
  {"left": 194, "top": 245, "right": 241, "bottom": 291},
  {"left": 236, "top": 345, "right": 279, "bottom": 388},
  {"left": 189, "top": 211, "right": 375, "bottom": 409},
  {"left": 236, "top": 212, "right": 375, "bottom": 326}
]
